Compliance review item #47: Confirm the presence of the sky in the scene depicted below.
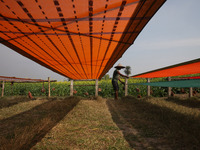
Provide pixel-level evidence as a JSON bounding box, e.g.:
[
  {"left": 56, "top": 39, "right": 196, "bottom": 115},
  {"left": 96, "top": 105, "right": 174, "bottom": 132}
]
[{"left": 0, "top": 0, "right": 200, "bottom": 81}]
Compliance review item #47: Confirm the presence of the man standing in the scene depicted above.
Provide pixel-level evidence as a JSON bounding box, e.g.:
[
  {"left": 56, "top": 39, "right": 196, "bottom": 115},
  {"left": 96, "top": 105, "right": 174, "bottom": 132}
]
[{"left": 112, "top": 63, "right": 129, "bottom": 100}]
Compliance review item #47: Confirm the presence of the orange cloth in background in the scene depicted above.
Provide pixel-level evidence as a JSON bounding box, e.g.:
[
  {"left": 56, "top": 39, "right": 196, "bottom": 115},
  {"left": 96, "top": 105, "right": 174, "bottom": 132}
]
[{"left": 132, "top": 59, "right": 200, "bottom": 78}]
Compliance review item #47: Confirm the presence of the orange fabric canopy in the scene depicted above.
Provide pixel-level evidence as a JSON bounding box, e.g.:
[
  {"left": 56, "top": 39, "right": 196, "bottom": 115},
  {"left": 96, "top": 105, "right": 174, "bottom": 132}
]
[
  {"left": 132, "top": 58, "right": 200, "bottom": 78},
  {"left": 0, "top": 0, "right": 166, "bottom": 79}
]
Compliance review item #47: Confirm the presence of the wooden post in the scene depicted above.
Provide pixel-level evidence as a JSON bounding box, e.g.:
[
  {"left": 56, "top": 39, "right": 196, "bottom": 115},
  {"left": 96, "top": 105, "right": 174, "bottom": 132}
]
[
  {"left": 70, "top": 80, "right": 74, "bottom": 96},
  {"left": 95, "top": 79, "right": 98, "bottom": 97},
  {"left": 48, "top": 77, "right": 50, "bottom": 97},
  {"left": 189, "top": 87, "right": 193, "bottom": 98},
  {"left": 125, "top": 78, "right": 128, "bottom": 96},
  {"left": 147, "top": 78, "right": 151, "bottom": 96},
  {"left": 11, "top": 82, "right": 13, "bottom": 95},
  {"left": 168, "top": 77, "right": 171, "bottom": 97},
  {"left": 1, "top": 81, "right": 4, "bottom": 97}
]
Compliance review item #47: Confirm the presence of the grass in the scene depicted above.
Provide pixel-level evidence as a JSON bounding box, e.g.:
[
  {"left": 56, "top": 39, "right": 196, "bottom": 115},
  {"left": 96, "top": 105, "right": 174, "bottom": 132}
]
[
  {"left": 32, "top": 96, "right": 130, "bottom": 150},
  {"left": 107, "top": 96, "right": 200, "bottom": 149},
  {"left": 0, "top": 96, "right": 32, "bottom": 109},
  {"left": 0, "top": 98, "right": 48, "bottom": 120},
  {"left": 0, "top": 96, "right": 200, "bottom": 149},
  {"left": 0, "top": 96, "right": 80, "bottom": 150}
]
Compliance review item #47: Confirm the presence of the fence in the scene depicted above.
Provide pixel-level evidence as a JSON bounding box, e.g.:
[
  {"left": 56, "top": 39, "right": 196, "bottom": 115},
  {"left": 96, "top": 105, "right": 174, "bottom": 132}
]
[
  {"left": 0, "top": 77, "right": 198, "bottom": 98},
  {"left": 0, "top": 76, "right": 56, "bottom": 98},
  {"left": 58, "top": 78, "right": 197, "bottom": 98}
]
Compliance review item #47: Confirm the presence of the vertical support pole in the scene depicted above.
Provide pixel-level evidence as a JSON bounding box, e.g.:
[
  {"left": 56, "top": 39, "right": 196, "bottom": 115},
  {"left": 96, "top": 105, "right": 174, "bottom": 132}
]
[
  {"left": 125, "top": 78, "right": 128, "bottom": 96},
  {"left": 11, "top": 82, "right": 13, "bottom": 95},
  {"left": 95, "top": 79, "right": 98, "bottom": 97},
  {"left": 168, "top": 77, "right": 171, "bottom": 97},
  {"left": 70, "top": 80, "right": 74, "bottom": 96},
  {"left": 1, "top": 81, "right": 4, "bottom": 97},
  {"left": 147, "top": 78, "right": 151, "bottom": 97},
  {"left": 189, "top": 87, "right": 193, "bottom": 98},
  {"left": 48, "top": 77, "right": 50, "bottom": 97}
]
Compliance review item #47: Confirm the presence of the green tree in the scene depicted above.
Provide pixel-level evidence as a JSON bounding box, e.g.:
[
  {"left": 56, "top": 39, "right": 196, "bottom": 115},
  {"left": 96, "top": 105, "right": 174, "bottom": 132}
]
[
  {"left": 103, "top": 74, "right": 110, "bottom": 80},
  {"left": 124, "top": 66, "right": 131, "bottom": 76}
]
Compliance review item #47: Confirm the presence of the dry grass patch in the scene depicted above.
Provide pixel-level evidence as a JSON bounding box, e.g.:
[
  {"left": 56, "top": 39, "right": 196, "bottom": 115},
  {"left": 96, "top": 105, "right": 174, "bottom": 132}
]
[
  {"left": 107, "top": 96, "right": 200, "bottom": 150},
  {"left": 33, "top": 97, "right": 131, "bottom": 150},
  {"left": 0, "top": 96, "right": 32, "bottom": 109},
  {"left": 0, "top": 99, "right": 48, "bottom": 120},
  {"left": 0, "top": 96, "right": 80, "bottom": 150},
  {"left": 2, "top": 95, "right": 199, "bottom": 149}
]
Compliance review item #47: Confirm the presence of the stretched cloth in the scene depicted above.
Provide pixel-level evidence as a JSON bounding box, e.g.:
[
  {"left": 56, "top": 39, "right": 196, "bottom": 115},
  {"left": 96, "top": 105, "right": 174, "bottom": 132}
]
[
  {"left": 0, "top": 0, "right": 166, "bottom": 80},
  {"left": 131, "top": 58, "right": 200, "bottom": 78},
  {"left": 133, "top": 79, "right": 200, "bottom": 88}
]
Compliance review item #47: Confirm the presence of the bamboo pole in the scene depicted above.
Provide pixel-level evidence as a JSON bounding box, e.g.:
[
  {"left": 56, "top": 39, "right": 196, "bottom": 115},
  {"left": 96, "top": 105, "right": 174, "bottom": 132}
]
[
  {"left": 70, "top": 80, "right": 74, "bottom": 96},
  {"left": 168, "top": 77, "right": 171, "bottom": 97},
  {"left": 147, "top": 78, "right": 150, "bottom": 96},
  {"left": 125, "top": 78, "right": 128, "bottom": 96},
  {"left": 48, "top": 77, "right": 50, "bottom": 97},
  {"left": 1, "top": 81, "right": 4, "bottom": 97},
  {"left": 11, "top": 82, "right": 13, "bottom": 95},
  {"left": 95, "top": 79, "right": 98, "bottom": 97},
  {"left": 189, "top": 87, "right": 193, "bottom": 98}
]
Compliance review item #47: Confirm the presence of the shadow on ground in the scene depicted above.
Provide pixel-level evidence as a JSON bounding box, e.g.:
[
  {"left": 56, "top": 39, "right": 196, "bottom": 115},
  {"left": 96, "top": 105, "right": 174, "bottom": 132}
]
[
  {"left": 166, "top": 96, "right": 200, "bottom": 109},
  {"left": 106, "top": 96, "right": 200, "bottom": 150},
  {"left": 0, "top": 97, "right": 80, "bottom": 149},
  {"left": 0, "top": 96, "right": 33, "bottom": 109}
]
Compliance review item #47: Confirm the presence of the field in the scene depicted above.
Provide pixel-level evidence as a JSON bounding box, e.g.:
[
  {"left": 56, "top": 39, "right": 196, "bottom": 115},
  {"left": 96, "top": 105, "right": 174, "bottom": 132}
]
[
  {"left": 0, "top": 95, "right": 200, "bottom": 150},
  {"left": 2, "top": 78, "right": 200, "bottom": 98}
]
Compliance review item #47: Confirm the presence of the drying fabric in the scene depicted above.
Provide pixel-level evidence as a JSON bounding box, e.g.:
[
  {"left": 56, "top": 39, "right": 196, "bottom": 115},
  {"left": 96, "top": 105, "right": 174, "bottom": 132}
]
[
  {"left": 132, "top": 58, "right": 200, "bottom": 78},
  {"left": 0, "top": 0, "right": 166, "bottom": 79}
]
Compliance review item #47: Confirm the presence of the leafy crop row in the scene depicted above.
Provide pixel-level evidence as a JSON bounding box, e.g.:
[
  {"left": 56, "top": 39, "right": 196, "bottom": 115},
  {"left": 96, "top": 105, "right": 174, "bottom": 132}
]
[{"left": 0, "top": 78, "right": 199, "bottom": 98}]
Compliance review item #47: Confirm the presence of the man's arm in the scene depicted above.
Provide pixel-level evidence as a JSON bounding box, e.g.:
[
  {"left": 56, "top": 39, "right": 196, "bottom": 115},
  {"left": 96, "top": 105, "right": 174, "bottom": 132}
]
[
  {"left": 116, "top": 70, "right": 128, "bottom": 85},
  {"left": 117, "top": 70, "right": 129, "bottom": 78},
  {"left": 118, "top": 78, "right": 125, "bottom": 85}
]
